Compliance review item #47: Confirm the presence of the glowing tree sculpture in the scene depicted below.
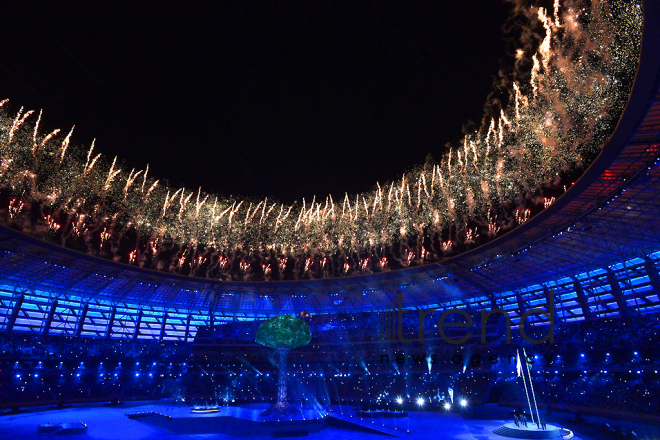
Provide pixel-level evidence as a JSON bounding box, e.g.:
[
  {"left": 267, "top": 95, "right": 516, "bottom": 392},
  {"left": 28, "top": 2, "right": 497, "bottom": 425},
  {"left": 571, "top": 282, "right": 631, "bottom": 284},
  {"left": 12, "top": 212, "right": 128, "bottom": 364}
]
[{"left": 256, "top": 315, "right": 312, "bottom": 419}]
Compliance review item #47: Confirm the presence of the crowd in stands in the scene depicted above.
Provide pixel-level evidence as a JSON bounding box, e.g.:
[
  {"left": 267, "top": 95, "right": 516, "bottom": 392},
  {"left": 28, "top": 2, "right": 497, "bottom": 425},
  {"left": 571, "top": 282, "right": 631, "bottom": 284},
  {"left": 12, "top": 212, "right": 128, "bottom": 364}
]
[
  {"left": 511, "top": 315, "right": 660, "bottom": 351},
  {"left": 0, "top": 311, "right": 659, "bottom": 418},
  {"left": 499, "top": 372, "right": 660, "bottom": 416},
  {"left": 0, "top": 334, "right": 192, "bottom": 362}
]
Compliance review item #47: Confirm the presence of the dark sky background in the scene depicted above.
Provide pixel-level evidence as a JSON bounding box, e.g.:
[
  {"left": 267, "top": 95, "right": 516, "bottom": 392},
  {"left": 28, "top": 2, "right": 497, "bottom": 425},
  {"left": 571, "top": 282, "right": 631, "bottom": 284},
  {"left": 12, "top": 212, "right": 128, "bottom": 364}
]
[{"left": 0, "top": 1, "right": 512, "bottom": 203}]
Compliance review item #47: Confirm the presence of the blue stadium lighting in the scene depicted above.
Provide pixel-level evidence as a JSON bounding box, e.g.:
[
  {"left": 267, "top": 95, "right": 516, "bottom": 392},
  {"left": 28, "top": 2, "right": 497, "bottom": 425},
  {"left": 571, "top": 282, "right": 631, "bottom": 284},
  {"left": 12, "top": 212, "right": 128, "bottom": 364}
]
[
  {"left": 396, "top": 397, "right": 403, "bottom": 405},
  {"left": 135, "top": 372, "right": 140, "bottom": 377},
  {"left": 416, "top": 397, "right": 425, "bottom": 407},
  {"left": 444, "top": 403, "right": 451, "bottom": 410},
  {"left": 460, "top": 399, "right": 467, "bottom": 407}
]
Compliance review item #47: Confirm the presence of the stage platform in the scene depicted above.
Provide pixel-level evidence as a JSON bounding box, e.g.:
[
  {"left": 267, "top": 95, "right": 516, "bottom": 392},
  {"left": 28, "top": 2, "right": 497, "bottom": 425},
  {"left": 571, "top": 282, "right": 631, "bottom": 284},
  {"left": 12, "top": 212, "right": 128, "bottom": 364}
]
[
  {"left": 2, "top": 400, "right": 659, "bottom": 440},
  {"left": 135, "top": 403, "right": 329, "bottom": 437},
  {"left": 36, "top": 422, "right": 87, "bottom": 435},
  {"left": 493, "top": 423, "right": 562, "bottom": 439},
  {"left": 356, "top": 410, "right": 408, "bottom": 419}
]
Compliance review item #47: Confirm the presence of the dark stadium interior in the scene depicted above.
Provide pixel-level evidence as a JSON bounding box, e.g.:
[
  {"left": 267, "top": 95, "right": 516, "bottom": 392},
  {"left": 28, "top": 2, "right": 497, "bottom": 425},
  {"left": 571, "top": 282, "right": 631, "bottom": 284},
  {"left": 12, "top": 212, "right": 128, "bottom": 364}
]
[{"left": 1, "top": 1, "right": 660, "bottom": 440}]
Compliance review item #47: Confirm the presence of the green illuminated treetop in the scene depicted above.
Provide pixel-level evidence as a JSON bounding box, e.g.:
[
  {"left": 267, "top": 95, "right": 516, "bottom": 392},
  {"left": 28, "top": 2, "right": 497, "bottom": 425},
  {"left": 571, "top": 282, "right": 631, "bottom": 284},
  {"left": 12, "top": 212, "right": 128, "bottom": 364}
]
[{"left": 256, "top": 315, "right": 311, "bottom": 349}]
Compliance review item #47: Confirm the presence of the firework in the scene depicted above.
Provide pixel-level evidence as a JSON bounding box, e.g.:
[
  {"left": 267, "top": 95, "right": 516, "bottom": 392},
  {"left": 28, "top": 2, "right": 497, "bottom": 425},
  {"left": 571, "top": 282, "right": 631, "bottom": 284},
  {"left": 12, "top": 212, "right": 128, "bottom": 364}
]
[
  {"left": 379, "top": 257, "right": 388, "bottom": 269},
  {"left": 8, "top": 198, "right": 23, "bottom": 219},
  {"left": 0, "top": 0, "right": 642, "bottom": 281},
  {"left": 100, "top": 227, "right": 111, "bottom": 247}
]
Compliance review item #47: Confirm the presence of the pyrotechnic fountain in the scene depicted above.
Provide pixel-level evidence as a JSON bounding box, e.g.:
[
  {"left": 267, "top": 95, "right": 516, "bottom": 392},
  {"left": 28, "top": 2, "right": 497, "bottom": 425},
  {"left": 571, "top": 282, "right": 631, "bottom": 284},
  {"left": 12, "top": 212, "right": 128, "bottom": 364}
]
[{"left": 0, "top": 0, "right": 643, "bottom": 281}]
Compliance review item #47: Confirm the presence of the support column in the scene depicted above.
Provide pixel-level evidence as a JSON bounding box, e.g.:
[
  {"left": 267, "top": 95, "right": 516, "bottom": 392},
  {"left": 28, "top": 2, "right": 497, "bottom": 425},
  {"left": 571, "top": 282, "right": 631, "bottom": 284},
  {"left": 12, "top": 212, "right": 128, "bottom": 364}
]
[
  {"left": 75, "top": 303, "right": 89, "bottom": 337},
  {"left": 606, "top": 269, "right": 631, "bottom": 316},
  {"left": 515, "top": 291, "right": 526, "bottom": 316},
  {"left": 105, "top": 306, "right": 117, "bottom": 339},
  {"left": 644, "top": 258, "right": 660, "bottom": 293},
  {"left": 184, "top": 314, "right": 192, "bottom": 342},
  {"left": 573, "top": 280, "right": 593, "bottom": 321},
  {"left": 515, "top": 290, "right": 529, "bottom": 330},
  {"left": 159, "top": 313, "right": 168, "bottom": 342},
  {"left": 43, "top": 299, "right": 59, "bottom": 336},
  {"left": 133, "top": 310, "right": 143, "bottom": 340},
  {"left": 208, "top": 291, "right": 218, "bottom": 330},
  {"left": 489, "top": 295, "right": 507, "bottom": 341},
  {"left": 543, "top": 286, "right": 559, "bottom": 325},
  {"left": 5, "top": 294, "right": 24, "bottom": 334}
]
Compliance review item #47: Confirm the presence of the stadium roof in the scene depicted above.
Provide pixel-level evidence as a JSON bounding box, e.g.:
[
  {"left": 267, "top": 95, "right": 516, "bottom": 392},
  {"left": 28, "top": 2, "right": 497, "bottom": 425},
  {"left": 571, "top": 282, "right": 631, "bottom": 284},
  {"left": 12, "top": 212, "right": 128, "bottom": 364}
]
[{"left": 0, "top": 3, "right": 659, "bottom": 331}]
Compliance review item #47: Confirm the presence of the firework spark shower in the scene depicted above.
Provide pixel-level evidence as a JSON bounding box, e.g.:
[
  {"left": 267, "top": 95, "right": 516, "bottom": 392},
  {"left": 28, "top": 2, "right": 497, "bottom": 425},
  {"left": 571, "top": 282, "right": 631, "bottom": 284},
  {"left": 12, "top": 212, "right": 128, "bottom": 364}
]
[{"left": 0, "top": 0, "right": 643, "bottom": 281}]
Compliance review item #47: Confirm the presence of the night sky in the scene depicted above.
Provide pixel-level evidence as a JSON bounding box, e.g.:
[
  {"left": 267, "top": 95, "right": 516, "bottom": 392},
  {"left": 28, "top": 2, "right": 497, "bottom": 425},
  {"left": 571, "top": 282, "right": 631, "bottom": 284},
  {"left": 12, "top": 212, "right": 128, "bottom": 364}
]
[{"left": 0, "top": 1, "right": 512, "bottom": 203}]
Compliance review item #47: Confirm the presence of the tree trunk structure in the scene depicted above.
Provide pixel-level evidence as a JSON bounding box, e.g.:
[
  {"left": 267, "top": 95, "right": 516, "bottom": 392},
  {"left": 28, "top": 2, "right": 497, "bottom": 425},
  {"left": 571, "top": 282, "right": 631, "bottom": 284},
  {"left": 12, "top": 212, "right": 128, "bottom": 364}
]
[{"left": 260, "top": 348, "right": 301, "bottom": 419}]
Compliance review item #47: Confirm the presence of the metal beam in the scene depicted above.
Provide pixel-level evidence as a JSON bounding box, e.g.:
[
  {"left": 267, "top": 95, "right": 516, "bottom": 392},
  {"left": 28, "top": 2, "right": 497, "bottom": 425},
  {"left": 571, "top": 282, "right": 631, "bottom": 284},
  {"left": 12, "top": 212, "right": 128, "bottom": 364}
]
[
  {"left": 644, "top": 257, "right": 660, "bottom": 293},
  {"left": 515, "top": 290, "right": 526, "bottom": 315},
  {"left": 43, "top": 299, "right": 59, "bottom": 336},
  {"left": 159, "top": 313, "right": 168, "bottom": 342},
  {"left": 184, "top": 314, "right": 192, "bottom": 342},
  {"left": 133, "top": 310, "right": 144, "bottom": 340},
  {"left": 75, "top": 303, "right": 89, "bottom": 337},
  {"left": 606, "top": 269, "right": 632, "bottom": 316},
  {"left": 5, "top": 294, "right": 24, "bottom": 334},
  {"left": 543, "top": 286, "right": 559, "bottom": 324},
  {"left": 105, "top": 306, "right": 117, "bottom": 339},
  {"left": 572, "top": 280, "right": 593, "bottom": 320}
]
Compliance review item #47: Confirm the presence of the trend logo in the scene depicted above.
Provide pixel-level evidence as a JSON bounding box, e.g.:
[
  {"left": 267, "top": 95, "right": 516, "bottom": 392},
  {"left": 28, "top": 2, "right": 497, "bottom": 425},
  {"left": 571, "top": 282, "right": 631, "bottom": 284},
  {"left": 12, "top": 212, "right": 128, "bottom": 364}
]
[{"left": 380, "top": 290, "right": 555, "bottom": 345}]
